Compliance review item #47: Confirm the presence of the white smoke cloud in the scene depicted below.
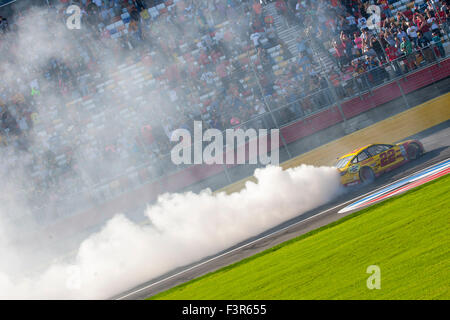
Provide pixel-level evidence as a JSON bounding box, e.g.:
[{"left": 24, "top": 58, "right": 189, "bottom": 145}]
[
  {"left": 0, "top": 164, "right": 342, "bottom": 299},
  {"left": 0, "top": 4, "right": 345, "bottom": 300}
]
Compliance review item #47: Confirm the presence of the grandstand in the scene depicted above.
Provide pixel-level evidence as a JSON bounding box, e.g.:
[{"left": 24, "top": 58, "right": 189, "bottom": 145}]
[{"left": 0, "top": 0, "right": 449, "bottom": 225}]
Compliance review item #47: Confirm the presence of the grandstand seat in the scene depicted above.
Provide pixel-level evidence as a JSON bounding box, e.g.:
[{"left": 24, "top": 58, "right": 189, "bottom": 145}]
[
  {"left": 121, "top": 13, "right": 131, "bottom": 23},
  {"left": 114, "top": 20, "right": 124, "bottom": 28},
  {"left": 106, "top": 24, "right": 117, "bottom": 35},
  {"left": 148, "top": 7, "right": 159, "bottom": 19},
  {"left": 269, "top": 49, "right": 281, "bottom": 58},
  {"left": 157, "top": 3, "right": 167, "bottom": 14},
  {"left": 267, "top": 45, "right": 281, "bottom": 54},
  {"left": 8, "top": 0, "right": 448, "bottom": 222}
]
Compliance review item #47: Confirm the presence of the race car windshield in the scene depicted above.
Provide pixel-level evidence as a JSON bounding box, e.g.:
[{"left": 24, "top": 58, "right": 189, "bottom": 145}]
[{"left": 335, "top": 156, "right": 354, "bottom": 169}]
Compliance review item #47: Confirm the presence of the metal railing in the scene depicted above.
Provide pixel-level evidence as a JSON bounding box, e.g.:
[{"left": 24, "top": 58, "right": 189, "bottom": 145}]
[
  {"left": 18, "top": 3, "right": 450, "bottom": 222},
  {"left": 34, "top": 50, "right": 449, "bottom": 223}
]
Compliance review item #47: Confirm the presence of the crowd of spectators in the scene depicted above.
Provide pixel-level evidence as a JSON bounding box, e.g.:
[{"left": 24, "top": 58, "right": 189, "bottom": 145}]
[
  {"left": 321, "top": 0, "right": 449, "bottom": 97},
  {"left": 0, "top": 0, "right": 448, "bottom": 221}
]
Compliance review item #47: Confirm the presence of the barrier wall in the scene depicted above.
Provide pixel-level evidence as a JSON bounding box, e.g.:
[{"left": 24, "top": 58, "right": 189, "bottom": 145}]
[
  {"left": 220, "top": 92, "right": 450, "bottom": 194},
  {"left": 41, "top": 59, "right": 450, "bottom": 237}
]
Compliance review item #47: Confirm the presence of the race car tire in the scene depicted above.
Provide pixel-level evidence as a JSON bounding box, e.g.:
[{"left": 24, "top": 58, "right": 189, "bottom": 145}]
[
  {"left": 407, "top": 142, "right": 422, "bottom": 160},
  {"left": 360, "top": 167, "right": 375, "bottom": 183}
]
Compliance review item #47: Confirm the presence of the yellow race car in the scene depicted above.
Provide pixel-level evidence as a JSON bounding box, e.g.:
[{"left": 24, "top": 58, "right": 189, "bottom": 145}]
[{"left": 335, "top": 140, "right": 424, "bottom": 186}]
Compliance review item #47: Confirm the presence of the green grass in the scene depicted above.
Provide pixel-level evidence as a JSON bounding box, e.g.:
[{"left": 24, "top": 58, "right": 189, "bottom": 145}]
[{"left": 150, "top": 174, "right": 450, "bottom": 300}]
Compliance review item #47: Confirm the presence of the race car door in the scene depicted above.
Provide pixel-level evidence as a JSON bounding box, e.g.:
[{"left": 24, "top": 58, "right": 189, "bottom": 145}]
[{"left": 366, "top": 144, "right": 405, "bottom": 172}]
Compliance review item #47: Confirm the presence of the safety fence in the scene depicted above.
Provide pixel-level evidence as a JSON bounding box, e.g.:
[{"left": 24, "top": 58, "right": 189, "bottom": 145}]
[{"left": 34, "top": 54, "right": 450, "bottom": 231}]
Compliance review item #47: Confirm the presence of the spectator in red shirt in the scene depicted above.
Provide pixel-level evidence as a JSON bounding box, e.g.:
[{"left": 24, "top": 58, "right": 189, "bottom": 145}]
[
  {"left": 417, "top": 16, "right": 433, "bottom": 42},
  {"left": 275, "top": 0, "right": 288, "bottom": 14},
  {"left": 402, "top": 8, "right": 414, "bottom": 21},
  {"left": 437, "top": 5, "right": 450, "bottom": 35},
  {"left": 353, "top": 32, "right": 363, "bottom": 56},
  {"left": 198, "top": 51, "right": 210, "bottom": 66},
  {"left": 413, "top": 11, "right": 422, "bottom": 26},
  {"left": 333, "top": 40, "right": 347, "bottom": 70},
  {"left": 379, "top": 0, "right": 393, "bottom": 18},
  {"left": 385, "top": 44, "right": 402, "bottom": 76},
  {"left": 436, "top": 6, "right": 447, "bottom": 24},
  {"left": 253, "top": 0, "right": 262, "bottom": 16}
]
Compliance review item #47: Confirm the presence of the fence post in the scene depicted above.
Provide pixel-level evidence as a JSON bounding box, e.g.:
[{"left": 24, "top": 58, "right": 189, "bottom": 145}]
[
  {"left": 312, "top": 44, "right": 347, "bottom": 123},
  {"left": 221, "top": 163, "right": 233, "bottom": 184},
  {"left": 247, "top": 50, "right": 293, "bottom": 159},
  {"left": 396, "top": 79, "right": 410, "bottom": 109},
  {"left": 324, "top": 73, "right": 347, "bottom": 123},
  {"left": 418, "top": 46, "right": 440, "bottom": 91}
]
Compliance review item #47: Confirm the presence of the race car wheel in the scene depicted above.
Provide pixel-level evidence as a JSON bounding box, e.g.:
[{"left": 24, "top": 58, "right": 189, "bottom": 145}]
[
  {"left": 360, "top": 167, "right": 375, "bottom": 183},
  {"left": 407, "top": 143, "right": 422, "bottom": 160}
]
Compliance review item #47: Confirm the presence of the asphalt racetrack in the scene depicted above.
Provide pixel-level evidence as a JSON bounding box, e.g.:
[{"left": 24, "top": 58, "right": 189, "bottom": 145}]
[{"left": 113, "top": 122, "right": 450, "bottom": 300}]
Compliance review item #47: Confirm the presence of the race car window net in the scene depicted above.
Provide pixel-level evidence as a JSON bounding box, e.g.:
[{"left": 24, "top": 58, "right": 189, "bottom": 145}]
[
  {"left": 357, "top": 152, "right": 369, "bottom": 162},
  {"left": 335, "top": 156, "right": 354, "bottom": 169},
  {"left": 368, "top": 145, "right": 391, "bottom": 156}
]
